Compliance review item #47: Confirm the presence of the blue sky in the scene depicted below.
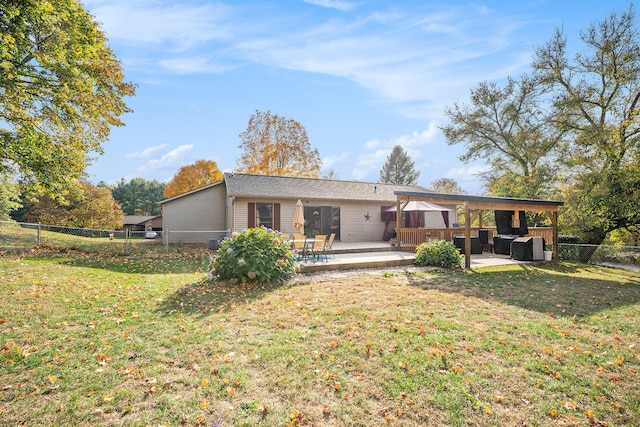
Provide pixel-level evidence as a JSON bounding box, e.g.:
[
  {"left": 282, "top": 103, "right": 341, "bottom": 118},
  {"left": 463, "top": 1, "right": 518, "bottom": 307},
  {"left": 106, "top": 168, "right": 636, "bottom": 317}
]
[{"left": 83, "top": 0, "right": 632, "bottom": 194}]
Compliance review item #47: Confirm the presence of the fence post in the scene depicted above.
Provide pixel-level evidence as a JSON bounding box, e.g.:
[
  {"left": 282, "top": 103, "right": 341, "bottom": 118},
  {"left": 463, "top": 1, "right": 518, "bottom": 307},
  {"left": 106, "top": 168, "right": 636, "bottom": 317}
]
[
  {"left": 37, "top": 223, "right": 41, "bottom": 246},
  {"left": 164, "top": 228, "right": 169, "bottom": 254},
  {"left": 125, "top": 228, "right": 129, "bottom": 255}
]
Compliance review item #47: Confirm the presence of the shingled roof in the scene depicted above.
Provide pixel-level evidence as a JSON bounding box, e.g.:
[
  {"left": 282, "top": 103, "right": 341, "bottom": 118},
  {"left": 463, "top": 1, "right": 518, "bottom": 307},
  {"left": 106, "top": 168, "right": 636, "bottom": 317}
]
[
  {"left": 224, "top": 173, "right": 428, "bottom": 202},
  {"left": 123, "top": 215, "right": 161, "bottom": 225}
]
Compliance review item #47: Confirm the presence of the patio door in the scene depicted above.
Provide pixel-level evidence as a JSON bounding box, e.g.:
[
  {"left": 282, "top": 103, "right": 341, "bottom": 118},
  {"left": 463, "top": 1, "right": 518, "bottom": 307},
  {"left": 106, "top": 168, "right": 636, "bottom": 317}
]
[{"left": 304, "top": 206, "right": 340, "bottom": 239}]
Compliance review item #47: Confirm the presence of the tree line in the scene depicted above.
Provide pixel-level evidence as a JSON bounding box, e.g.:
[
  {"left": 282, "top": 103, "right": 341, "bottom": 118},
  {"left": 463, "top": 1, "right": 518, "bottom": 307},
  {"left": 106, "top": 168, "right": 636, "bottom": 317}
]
[{"left": 2, "top": 1, "right": 639, "bottom": 245}]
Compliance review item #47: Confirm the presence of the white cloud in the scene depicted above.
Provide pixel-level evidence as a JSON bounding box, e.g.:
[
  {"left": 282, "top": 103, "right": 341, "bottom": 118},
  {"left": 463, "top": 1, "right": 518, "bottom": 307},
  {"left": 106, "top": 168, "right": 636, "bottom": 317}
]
[
  {"left": 303, "top": 0, "right": 356, "bottom": 12},
  {"left": 445, "top": 164, "right": 491, "bottom": 194},
  {"left": 158, "top": 57, "right": 234, "bottom": 74},
  {"left": 355, "top": 122, "right": 441, "bottom": 179},
  {"left": 446, "top": 164, "right": 490, "bottom": 180},
  {"left": 125, "top": 144, "right": 169, "bottom": 159},
  {"left": 322, "top": 152, "right": 351, "bottom": 170},
  {"left": 352, "top": 149, "right": 387, "bottom": 181},
  {"left": 234, "top": 6, "right": 531, "bottom": 119},
  {"left": 87, "top": 1, "right": 532, "bottom": 117},
  {"left": 86, "top": 1, "right": 232, "bottom": 49},
  {"left": 135, "top": 144, "right": 195, "bottom": 175}
]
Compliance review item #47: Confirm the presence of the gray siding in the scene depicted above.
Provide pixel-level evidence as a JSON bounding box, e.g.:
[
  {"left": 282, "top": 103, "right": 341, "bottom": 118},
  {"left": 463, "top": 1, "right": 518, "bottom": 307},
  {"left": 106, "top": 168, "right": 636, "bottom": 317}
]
[
  {"left": 162, "top": 184, "right": 227, "bottom": 243},
  {"left": 233, "top": 197, "right": 394, "bottom": 242},
  {"left": 159, "top": 174, "right": 456, "bottom": 244}
]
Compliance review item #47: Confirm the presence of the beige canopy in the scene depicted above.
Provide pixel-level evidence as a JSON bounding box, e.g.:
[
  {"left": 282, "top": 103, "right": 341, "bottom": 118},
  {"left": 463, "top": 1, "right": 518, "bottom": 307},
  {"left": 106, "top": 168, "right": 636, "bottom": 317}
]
[{"left": 293, "top": 199, "right": 305, "bottom": 235}]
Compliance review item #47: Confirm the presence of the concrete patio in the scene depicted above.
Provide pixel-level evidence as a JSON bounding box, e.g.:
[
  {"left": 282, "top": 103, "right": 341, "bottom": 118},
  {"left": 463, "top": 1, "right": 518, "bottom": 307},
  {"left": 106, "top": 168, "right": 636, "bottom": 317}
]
[{"left": 297, "top": 241, "right": 539, "bottom": 273}]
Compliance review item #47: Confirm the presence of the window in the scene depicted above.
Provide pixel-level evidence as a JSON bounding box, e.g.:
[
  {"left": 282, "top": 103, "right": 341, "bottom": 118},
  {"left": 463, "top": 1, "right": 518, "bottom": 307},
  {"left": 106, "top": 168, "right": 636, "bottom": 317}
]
[
  {"left": 256, "top": 203, "right": 273, "bottom": 228},
  {"left": 247, "top": 202, "right": 280, "bottom": 230}
]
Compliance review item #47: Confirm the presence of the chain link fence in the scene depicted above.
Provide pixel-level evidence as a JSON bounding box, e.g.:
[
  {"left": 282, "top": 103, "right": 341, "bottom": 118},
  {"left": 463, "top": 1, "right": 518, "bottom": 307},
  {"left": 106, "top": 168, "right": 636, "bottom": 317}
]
[
  {"left": 0, "top": 221, "right": 229, "bottom": 256},
  {"left": 558, "top": 243, "right": 640, "bottom": 268},
  {"left": 2, "top": 220, "right": 639, "bottom": 269}
]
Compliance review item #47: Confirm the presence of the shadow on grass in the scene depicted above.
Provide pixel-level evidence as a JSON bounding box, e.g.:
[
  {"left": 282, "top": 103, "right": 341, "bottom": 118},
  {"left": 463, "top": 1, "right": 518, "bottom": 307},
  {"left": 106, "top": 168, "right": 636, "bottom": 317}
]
[
  {"left": 148, "top": 259, "right": 640, "bottom": 320},
  {"left": 43, "top": 250, "right": 212, "bottom": 275},
  {"left": 403, "top": 262, "right": 640, "bottom": 318},
  {"left": 156, "top": 279, "right": 288, "bottom": 319}
]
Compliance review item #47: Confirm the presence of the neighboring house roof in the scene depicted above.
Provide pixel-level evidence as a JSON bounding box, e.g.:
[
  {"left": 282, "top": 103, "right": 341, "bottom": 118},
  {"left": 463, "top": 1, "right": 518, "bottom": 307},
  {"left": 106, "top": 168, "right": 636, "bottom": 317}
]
[
  {"left": 123, "top": 215, "right": 161, "bottom": 225},
  {"left": 159, "top": 173, "right": 429, "bottom": 204},
  {"left": 224, "top": 173, "right": 429, "bottom": 202}
]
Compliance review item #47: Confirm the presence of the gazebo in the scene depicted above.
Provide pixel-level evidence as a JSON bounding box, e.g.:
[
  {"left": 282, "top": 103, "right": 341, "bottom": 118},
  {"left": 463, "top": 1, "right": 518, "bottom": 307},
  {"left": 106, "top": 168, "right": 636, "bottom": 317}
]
[{"left": 393, "top": 191, "right": 565, "bottom": 268}]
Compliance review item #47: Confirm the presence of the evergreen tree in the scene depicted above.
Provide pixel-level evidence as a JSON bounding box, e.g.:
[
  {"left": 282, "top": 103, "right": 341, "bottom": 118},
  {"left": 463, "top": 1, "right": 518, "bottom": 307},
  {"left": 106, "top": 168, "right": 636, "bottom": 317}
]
[
  {"left": 379, "top": 145, "right": 420, "bottom": 185},
  {"left": 112, "top": 178, "right": 165, "bottom": 215}
]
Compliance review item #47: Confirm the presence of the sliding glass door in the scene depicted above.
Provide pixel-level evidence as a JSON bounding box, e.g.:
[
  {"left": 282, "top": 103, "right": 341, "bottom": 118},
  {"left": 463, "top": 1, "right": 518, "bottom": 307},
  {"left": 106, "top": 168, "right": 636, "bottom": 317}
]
[{"left": 304, "top": 206, "right": 340, "bottom": 239}]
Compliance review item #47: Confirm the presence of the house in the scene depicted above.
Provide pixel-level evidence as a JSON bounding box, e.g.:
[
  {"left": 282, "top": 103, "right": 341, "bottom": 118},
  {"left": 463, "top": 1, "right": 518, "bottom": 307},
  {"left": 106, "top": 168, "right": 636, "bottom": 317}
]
[
  {"left": 121, "top": 215, "right": 163, "bottom": 233},
  {"left": 159, "top": 173, "right": 455, "bottom": 244}
]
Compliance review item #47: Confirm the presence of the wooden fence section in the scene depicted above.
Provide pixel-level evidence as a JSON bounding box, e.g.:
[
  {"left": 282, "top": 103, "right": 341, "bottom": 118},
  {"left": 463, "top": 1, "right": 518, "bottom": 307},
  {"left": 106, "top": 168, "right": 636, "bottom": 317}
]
[{"left": 396, "top": 227, "right": 553, "bottom": 252}]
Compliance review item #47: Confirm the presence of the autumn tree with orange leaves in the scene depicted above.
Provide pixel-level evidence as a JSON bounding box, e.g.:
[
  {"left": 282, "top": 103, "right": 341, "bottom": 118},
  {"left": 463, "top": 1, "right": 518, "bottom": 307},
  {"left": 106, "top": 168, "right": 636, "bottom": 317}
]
[
  {"left": 164, "top": 159, "right": 223, "bottom": 198},
  {"left": 236, "top": 110, "right": 321, "bottom": 178},
  {"left": 23, "top": 182, "right": 124, "bottom": 229}
]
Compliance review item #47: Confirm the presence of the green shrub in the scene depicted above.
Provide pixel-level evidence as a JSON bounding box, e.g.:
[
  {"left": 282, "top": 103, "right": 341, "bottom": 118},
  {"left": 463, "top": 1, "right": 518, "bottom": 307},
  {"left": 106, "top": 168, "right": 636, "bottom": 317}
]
[
  {"left": 208, "top": 227, "right": 296, "bottom": 283},
  {"left": 415, "top": 240, "right": 462, "bottom": 268}
]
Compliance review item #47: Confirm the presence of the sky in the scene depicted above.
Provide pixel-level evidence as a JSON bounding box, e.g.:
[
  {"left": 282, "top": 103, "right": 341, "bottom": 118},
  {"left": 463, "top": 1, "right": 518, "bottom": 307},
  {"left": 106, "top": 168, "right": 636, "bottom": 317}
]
[{"left": 83, "top": 0, "right": 633, "bottom": 195}]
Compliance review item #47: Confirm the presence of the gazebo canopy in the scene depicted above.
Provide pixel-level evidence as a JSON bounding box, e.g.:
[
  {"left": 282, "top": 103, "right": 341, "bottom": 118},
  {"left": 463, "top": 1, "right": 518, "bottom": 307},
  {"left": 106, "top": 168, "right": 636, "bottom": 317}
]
[
  {"left": 383, "top": 201, "right": 450, "bottom": 212},
  {"left": 393, "top": 190, "right": 564, "bottom": 268}
]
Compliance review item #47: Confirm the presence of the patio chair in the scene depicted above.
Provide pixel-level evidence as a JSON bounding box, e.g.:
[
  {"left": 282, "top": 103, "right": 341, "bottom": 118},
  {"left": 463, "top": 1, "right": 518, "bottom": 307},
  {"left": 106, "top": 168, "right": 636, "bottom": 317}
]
[
  {"left": 325, "top": 233, "right": 336, "bottom": 259},
  {"left": 291, "top": 235, "right": 308, "bottom": 261},
  {"left": 309, "top": 234, "right": 327, "bottom": 262}
]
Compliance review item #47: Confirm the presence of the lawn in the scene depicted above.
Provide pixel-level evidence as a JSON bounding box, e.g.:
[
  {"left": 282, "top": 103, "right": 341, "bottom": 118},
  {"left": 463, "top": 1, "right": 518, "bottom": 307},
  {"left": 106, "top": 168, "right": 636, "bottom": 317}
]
[{"left": 0, "top": 251, "right": 639, "bottom": 426}]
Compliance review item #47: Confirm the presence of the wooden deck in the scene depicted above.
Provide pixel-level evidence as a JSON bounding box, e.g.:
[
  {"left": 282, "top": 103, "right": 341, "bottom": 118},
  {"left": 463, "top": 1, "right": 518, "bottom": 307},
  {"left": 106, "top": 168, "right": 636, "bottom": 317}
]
[{"left": 395, "top": 227, "right": 554, "bottom": 251}]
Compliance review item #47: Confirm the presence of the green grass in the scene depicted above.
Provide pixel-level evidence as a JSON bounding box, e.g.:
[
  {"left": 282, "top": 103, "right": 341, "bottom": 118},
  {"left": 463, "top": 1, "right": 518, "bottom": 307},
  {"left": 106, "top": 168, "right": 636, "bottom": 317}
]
[
  {"left": 1, "top": 252, "right": 639, "bottom": 426},
  {"left": 0, "top": 222, "right": 209, "bottom": 256}
]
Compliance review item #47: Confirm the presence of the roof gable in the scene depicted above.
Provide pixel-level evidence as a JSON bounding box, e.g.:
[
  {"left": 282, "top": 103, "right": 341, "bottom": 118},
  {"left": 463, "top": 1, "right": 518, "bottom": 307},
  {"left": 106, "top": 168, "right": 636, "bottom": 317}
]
[
  {"left": 159, "top": 180, "right": 225, "bottom": 204},
  {"left": 123, "top": 215, "right": 161, "bottom": 225}
]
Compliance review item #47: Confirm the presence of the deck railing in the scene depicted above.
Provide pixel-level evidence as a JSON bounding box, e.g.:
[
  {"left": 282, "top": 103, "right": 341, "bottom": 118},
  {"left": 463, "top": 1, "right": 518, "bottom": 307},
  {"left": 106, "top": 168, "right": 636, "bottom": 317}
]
[{"left": 396, "top": 227, "right": 554, "bottom": 252}]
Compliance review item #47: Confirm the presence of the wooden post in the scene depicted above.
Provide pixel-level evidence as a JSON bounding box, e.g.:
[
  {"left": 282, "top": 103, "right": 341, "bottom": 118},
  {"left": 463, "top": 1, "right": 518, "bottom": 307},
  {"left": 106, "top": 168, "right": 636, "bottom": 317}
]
[
  {"left": 512, "top": 210, "right": 520, "bottom": 228},
  {"left": 551, "top": 211, "right": 558, "bottom": 260},
  {"left": 464, "top": 202, "right": 471, "bottom": 269},
  {"left": 396, "top": 199, "right": 402, "bottom": 250}
]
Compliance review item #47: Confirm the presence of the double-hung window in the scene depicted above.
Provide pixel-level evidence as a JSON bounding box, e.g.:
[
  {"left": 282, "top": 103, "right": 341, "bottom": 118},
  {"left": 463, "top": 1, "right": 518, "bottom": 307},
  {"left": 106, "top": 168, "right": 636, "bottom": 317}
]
[{"left": 247, "top": 202, "right": 281, "bottom": 230}]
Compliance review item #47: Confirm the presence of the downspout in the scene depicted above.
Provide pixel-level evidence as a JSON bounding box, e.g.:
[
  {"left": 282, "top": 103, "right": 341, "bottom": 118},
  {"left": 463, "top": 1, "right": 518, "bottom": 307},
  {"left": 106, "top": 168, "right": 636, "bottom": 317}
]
[{"left": 226, "top": 195, "right": 235, "bottom": 234}]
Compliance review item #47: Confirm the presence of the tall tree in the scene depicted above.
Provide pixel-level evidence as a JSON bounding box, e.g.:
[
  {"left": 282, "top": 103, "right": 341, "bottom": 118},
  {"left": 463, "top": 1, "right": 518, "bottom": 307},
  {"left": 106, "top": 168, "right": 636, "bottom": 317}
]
[
  {"left": 0, "top": 0, "right": 135, "bottom": 199},
  {"left": 323, "top": 169, "right": 339, "bottom": 180},
  {"left": 23, "top": 182, "right": 124, "bottom": 229},
  {"left": 164, "top": 159, "right": 223, "bottom": 198},
  {"left": 533, "top": 5, "right": 640, "bottom": 244},
  {"left": 379, "top": 145, "right": 420, "bottom": 185},
  {"left": 429, "top": 178, "right": 464, "bottom": 194},
  {"left": 112, "top": 178, "right": 165, "bottom": 215},
  {"left": 0, "top": 176, "right": 21, "bottom": 221},
  {"left": 237, "top": 110, "right": 322, "bottom": 178},
  {"left": 442, "top": 75, "right": 565, "bottom": 199}
]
